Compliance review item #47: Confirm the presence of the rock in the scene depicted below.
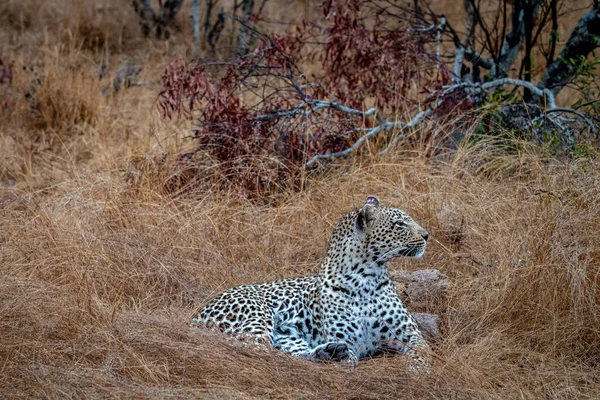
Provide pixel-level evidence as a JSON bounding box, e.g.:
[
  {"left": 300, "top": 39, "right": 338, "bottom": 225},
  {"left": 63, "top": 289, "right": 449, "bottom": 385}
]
[
  {"left": 412, "top": 312, "right": 441, "bottom": 339},
  {"left": 395, "top": 269, "right": 447, "bottom": 283},
  {"left": 393, "top": 269, "right": 449, "bottom": 311},
  {"left": 436, "top": 203, "right": 465, "bottom": 248}
]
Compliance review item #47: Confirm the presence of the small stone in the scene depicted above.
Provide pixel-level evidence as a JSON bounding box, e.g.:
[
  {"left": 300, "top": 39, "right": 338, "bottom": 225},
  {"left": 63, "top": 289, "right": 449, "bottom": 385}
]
[
  {"left": 393, "top": 269, "right": 449, "bottom": 312},
  {"left": 436, "top": 203, "right": 465, "bottom": 248},
  {"left": 412, "top": 312, "right": 441, "bottom": 339}
]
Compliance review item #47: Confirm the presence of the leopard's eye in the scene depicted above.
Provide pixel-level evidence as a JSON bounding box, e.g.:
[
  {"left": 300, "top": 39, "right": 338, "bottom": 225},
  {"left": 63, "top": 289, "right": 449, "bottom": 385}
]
[{"left": 394, "top": 220, "right": 408, "bottom": 228}]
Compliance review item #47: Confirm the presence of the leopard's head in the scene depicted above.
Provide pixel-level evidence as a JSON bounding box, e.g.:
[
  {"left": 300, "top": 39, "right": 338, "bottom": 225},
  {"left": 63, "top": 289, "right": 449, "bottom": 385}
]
[{"left": 353, "top": 195, "right": 429, "bottom": 262}]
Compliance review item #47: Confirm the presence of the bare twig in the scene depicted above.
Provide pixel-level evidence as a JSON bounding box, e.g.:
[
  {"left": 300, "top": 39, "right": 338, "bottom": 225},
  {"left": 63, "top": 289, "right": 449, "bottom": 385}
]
[
  {"left": 574, "top": 99, "right": 600, "bottom": 110},
  {"left": 442, "top": 15, "right": 493, "bottom": 79},
  {"left": 208, "top": 9, "right": 226, "bottom": 51},
  {"left": 204, "top": 0, "right": 215, "bottom": 38}
]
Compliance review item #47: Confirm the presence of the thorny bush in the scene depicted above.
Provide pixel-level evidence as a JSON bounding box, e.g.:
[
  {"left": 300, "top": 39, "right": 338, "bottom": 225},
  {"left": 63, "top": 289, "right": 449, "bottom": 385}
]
[{"left": 158, "top": 0, "right": 449, "bottom": 197}]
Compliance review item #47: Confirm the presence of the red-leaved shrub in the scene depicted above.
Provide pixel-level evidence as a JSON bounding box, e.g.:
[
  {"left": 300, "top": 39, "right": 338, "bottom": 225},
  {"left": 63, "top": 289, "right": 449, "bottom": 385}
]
[{"left": 158, "top": 0, "right": 448, "bottom": 196}]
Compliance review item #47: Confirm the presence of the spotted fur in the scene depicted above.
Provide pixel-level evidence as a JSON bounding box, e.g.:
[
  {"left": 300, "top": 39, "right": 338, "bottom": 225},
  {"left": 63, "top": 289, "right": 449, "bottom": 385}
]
[{"left": 192, "top": 196, "right": 432, "bottom": 369}]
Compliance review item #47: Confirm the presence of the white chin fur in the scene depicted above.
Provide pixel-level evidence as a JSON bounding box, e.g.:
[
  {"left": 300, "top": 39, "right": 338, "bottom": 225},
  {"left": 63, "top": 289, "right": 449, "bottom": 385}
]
[{"left": 413, "top": 246, "right": 426, "bottom": 258}]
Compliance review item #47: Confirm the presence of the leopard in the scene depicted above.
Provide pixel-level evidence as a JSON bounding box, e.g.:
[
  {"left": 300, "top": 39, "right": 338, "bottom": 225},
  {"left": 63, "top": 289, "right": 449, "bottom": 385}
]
[{"left": 191, "top": 196, "right": 432, "bottom": 370}]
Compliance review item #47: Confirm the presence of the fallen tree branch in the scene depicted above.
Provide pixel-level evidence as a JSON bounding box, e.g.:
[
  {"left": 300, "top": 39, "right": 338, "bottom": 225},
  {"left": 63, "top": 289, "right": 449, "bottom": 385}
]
[
  {"left": 478, "top": 78, "right": 557, "bottom": 109},
  {"left": 298, "top": 78, "right": 591, "bottom": 168},
  {"left": 254, "top": 102, "right": 380, "bottom": 122},
  {"left": 302, "top": 101, "right": 438, "bottom": 168},
  {"left": 304, "top": 124, "right": 388, "bottom": 168}
]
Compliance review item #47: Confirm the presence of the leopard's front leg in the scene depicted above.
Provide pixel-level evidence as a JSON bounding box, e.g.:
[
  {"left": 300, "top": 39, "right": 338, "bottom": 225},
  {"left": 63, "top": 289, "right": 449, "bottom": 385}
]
[
  {"left": 374, "top": 299, "right": 432, "bottom": 372},
  {"left": 270, "top": 304, "right": 353, "bottom": 362}
]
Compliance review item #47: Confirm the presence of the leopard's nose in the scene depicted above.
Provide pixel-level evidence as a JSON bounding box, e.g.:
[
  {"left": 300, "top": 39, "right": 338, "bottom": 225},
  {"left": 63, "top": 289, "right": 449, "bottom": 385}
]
[{"left": 420, "top": 230, "right": 429, "bottom": 241}]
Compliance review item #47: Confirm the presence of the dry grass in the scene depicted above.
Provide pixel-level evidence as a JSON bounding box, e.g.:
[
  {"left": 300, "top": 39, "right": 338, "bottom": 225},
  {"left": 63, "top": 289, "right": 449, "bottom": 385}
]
[{"left": 1, "top": 1, "right": 600, "bottom": 399}]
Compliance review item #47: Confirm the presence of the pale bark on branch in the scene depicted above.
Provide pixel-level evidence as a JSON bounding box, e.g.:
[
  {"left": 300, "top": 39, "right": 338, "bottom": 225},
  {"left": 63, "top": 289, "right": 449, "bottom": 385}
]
[{"left": 296, "top": 78, "right": 589, "bottom": 168}]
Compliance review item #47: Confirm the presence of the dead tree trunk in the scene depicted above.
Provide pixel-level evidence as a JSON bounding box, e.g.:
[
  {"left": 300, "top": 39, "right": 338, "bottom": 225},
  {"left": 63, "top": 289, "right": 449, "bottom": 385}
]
[{"left": 537, "top": 3, "right": 600, "bottom": 96}]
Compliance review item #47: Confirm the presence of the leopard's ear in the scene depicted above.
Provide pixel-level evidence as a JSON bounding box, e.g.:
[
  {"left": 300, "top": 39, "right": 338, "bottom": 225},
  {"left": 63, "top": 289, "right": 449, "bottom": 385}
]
[
  {"left": 364, "top": 196, "right": 379, "bottom": 207},
  {"left": 356, "top": 196, "right": 381, "bottom": 234}
]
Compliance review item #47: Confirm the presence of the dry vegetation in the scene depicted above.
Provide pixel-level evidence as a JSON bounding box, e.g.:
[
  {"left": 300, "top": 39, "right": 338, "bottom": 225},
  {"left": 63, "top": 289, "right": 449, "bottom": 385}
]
[{"left": 1, "top": 0, "right": 600, "bottom": 398}]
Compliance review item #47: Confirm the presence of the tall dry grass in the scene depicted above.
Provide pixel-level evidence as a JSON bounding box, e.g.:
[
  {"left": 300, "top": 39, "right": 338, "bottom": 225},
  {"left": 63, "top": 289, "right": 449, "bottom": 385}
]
[{"left": 1, "top": 1, "right": 600, "bottom": 399}]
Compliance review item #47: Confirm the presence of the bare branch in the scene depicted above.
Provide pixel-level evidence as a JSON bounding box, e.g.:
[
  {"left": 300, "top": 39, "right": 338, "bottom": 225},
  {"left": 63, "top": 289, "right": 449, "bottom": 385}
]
[
  {"left": 208, "top": 9, "right": 226, "bottom": 51},
  {"left": 379, "top": 108, "right": 435, "bottom": 154},
  {"left": 442, "top": 15, "right": 493, "bottom": 79},
  {"left": 204, "top": 0, "right": 215, "bottom": 38},
  {"left": 547, "top": 0, "right": 559, "bottom": 67},
  {"left": 463, "top": 0, "right": 475, "bottom": 49},
  {"left": 522, "top": 0, "right": 535, "bottom": 100},
  {"left": 453, "top": 46, "right": 465, "bottom": 82},
  {"left": 254, "top": 101, "right": 381, "bottom": 122},
  {"left": 157, "top": 0, "right": 184, "bottom": 37},
  {"left": 436, "top": 17, "right": 445, "bottom": 68},
  {"left": 496, "top": 0, "right": 542, "bottom": 78},
  {"left": 465, "top": 50, "right": 494, "bottom": 70},
  {"left": 478, "top": 78, "right": 557, "bottom": 109},
  {"left": 468, "top": 0, "right": 499, "bottom": 68},
  {"left": 304, "top": 125, "right": 386, "bottom": 168}
]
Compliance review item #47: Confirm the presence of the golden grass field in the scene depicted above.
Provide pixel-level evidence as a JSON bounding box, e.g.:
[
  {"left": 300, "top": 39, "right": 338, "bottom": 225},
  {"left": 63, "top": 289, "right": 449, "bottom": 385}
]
[{"left": 1, "top": 0, "right": 599, "bottom": 398}]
